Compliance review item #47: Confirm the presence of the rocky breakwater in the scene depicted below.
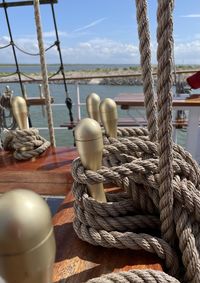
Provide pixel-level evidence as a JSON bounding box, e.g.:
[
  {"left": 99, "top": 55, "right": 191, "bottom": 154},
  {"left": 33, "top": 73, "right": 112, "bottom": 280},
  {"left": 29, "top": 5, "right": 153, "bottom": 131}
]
[{"left": 0, "top": 68, "right": 194, "bottom": 86}]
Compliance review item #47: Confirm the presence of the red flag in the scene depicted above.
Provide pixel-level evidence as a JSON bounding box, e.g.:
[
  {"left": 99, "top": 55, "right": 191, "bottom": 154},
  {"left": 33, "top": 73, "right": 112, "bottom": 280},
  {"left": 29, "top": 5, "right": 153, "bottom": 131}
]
[{"left": 187, "top": 71, "right": 200, "bottom": 89}]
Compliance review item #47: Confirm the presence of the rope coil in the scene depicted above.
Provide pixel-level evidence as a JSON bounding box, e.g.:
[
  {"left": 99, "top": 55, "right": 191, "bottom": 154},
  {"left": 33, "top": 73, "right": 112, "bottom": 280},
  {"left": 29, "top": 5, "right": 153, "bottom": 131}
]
[
  {"left": 72, "top": 134, "right": 200, "bottom": 282},
  {"left": 2, "top": 128, "right": 50, "bottom": 160}
]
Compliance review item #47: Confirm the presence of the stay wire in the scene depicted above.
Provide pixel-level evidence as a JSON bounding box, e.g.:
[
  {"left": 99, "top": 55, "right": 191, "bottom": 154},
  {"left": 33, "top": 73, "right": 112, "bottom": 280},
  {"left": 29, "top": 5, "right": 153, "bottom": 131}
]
[
  {"left": 0, "top": 42, "right": 11, "bottom": 49},
  {"left": 50, "top": 2, "right": 74, "bottom": 125},
  {"left": 13, "top": 41, "right": 56, "bottom": 56},
  {"left": 0, "top": 71, "right": 17, "bottom": 78},
  {"left": 2, "top": 0, "right": 25, "bottom": 98}
]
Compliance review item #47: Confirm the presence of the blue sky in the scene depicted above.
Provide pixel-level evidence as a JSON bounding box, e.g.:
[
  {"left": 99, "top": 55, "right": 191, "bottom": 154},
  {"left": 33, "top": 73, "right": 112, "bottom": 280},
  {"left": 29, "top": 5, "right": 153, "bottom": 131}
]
[{"left": 0, "top": 0, "right": 200, "bottom": 64}]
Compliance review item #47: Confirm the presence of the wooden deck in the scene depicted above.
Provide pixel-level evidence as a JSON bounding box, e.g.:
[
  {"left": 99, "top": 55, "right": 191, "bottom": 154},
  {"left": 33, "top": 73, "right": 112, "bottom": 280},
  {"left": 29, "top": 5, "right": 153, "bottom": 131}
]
[
  {"left": 0, "top": 147, "right": 78, "bottom": 195},
  {"left": 52, "top": 190, "right": 163, "bottom": 283},
  {"left": 0, "top": 147, "right": 163, "bottom": 282}
]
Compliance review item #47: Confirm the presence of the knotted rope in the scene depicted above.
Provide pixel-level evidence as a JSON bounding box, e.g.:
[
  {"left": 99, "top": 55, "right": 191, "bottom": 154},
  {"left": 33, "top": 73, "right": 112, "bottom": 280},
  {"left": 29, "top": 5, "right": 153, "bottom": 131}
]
[
  {"left": 72, "top": 0, "right": 200, "bottom": 282},
  {"left": 2, "top": 128, "right": 50, "bottom": 160},
  {"left": 0, "top": 91, "right": 17, "bottom": 131},
  {"left": 33, "top": 0, "right": 56, "bottom": 147}
]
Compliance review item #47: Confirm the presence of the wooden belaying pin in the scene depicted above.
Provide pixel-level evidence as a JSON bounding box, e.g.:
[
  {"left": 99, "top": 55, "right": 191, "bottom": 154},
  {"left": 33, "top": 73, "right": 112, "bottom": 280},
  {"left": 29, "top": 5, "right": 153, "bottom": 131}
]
[
  {"left": 86, "top": 93, "right": 101, "bottom": 122},
  {"left": 11, "top": 96, "right": 29, "bottom": 130},
  {"left": 100, "top": 98, "right": 118, "bottom": 138},
  {"left": 0, "top": 189, "right": 56, "bottom": 283},
  {"left": 75, "top": 118, "right": 107, "bottom": 202}
]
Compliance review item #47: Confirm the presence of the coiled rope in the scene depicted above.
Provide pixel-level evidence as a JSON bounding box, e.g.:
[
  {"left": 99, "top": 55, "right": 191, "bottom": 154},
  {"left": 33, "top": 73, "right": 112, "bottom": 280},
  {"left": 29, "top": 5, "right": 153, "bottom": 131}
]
[
  {"left": 2, "top": 128, "right": 50, "bottom": 160},
  {"left": 87, "top": 270, "right": 180, "bottom": 283},
  {"left": 72, "top": 0, "right": 200, "bottom": 282}
]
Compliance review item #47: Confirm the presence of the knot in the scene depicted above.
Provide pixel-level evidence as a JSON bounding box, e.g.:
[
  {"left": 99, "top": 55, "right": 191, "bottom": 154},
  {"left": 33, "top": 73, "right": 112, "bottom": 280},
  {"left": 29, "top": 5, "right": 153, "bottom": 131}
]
[
  {"left": 0, "top": 93, "right": 11, "bottom": 109},
  {"left": 2, "top": 128, "right": 50, "bottom": 160}
]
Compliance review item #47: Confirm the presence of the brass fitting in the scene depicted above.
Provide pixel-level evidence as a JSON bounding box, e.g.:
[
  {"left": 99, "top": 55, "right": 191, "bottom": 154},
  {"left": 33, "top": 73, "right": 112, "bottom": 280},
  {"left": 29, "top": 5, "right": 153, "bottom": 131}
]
[
  {"left": 75, "top": 118, "right": 106, "bottom": 202},
  {"left": 86, "top": 93, "right": 100, "bottom": 122},
  {"left": 0, "top": 189, "right": 56, "bottom": 283},
  {"left": 11, "top": 96, "right": 29, "bottom": 130},
  {"left": 99, "top": 98, "right": 118, "bottom": 138}
]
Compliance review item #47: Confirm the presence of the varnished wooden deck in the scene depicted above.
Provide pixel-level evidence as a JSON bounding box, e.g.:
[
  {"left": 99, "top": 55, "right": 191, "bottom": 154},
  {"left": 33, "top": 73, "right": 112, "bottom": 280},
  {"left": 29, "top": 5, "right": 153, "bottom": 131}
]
[
  {"left": 0, "top": 147, "right": 78, "bottom": 195},
  {"left": 0, "top": 147, "right": 163, "bottom": 282}
]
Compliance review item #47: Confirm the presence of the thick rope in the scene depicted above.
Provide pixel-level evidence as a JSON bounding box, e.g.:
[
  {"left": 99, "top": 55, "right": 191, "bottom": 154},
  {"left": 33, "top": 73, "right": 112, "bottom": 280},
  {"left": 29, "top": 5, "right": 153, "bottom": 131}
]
[
  {"left": 72, "top": 1, "right": 200, "bottom": 282},
  {"left": 157, "top": 0, "right": 175, "bottom": 245},
  {"left": 87, "top": 270, "right": 180, "bottom": 283},
  {"left": 33, "top": 0, "right": 56, "bottom": 147},
  {"left": 72, "top": 135, "right": 200, "bottom": 282},
  {"left": 2, "top": 128, "right": 50, "bottom": 160},
  {"left": 135, "top": 0, "right": 158, "bottom": 142}
]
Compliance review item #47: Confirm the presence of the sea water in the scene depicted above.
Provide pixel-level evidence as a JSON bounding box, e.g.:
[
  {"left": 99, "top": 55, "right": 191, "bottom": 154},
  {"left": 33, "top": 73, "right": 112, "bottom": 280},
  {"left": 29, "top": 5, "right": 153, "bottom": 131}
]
[
  {"left": 0, "top": 81, "right": 187, "bottom": 148},
  {"left": 0, "top": 64, "right": 187, "bottom": 148}
]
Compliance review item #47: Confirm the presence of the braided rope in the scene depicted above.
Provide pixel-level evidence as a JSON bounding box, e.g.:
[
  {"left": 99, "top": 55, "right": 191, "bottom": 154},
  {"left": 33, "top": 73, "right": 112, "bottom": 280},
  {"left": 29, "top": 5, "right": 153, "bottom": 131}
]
[
  {"left": 33, "top": 0, "right": 56, "bottom": 147},
  {"left": 87, "top": 270, "right": 180, "bottom": 283},
  {"left": 135, "top": 0, "right": 158, "bottom": 142},
  {"left": 2, "top": 128, "right": 50, "bottom": 160},
  {"left": 117, "top": 127, "right": 148, "bottom": 138},
  {"left": 157, "top": 0, "right": 175, "bottom": 245}
]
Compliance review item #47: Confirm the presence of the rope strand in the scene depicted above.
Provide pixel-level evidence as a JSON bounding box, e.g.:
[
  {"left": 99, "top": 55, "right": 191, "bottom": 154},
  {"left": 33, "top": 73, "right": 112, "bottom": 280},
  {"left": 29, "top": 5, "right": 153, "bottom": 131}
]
[
  {"left": 33, "top": 0, "right": 56, "bottom": 147},
  {"left": 135, "top": 0, "right": 158, "bottom": 142}
]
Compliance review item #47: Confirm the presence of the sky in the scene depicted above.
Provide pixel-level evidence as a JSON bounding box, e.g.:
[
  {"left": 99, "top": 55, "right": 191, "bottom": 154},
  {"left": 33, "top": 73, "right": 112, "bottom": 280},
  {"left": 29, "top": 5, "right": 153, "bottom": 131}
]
[{"left": 0, "top": 0, "right": 200, "bottom": 64}]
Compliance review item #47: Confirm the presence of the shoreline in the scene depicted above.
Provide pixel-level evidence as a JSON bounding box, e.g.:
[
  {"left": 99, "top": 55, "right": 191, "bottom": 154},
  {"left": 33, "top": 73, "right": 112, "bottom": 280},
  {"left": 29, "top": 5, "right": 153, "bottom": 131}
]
[{"left": 0, "top": 68, "right": 197, "bottom": 86}]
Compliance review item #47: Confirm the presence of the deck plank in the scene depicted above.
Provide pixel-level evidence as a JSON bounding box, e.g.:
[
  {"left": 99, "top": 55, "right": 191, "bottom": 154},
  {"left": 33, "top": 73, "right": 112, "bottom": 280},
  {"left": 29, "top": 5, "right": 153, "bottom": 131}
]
[{"left": 0, "top": 147, "right": 78, "bottom": 195}]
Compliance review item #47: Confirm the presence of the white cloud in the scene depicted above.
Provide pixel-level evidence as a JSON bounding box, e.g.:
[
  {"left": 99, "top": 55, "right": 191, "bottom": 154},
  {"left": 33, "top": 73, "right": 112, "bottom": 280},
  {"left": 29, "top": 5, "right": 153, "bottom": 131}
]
[
  {"left": 1, "top": 35, "right": 200, "bottom": 64},
  {"left": 73, "top": 18, "right": 106, "bottom": 33},
  {"left": 60, "top": 38, "right": 139, "bottom": 64},
  {"left": 43, "top": 30, "right": 68, "bottom": 38},
  {"left": 174, "top": 40, "right": 200, "bottom": 64},
  {"left": 180, "top": 14, "right": 200, "bottom": 18},
  {"left": 0, "top": 35, "right": 56, "bottom": 63}
]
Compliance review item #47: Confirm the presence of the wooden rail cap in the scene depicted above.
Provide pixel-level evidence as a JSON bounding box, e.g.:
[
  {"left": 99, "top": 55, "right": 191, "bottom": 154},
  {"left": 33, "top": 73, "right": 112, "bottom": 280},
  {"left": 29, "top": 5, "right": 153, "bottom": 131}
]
[{"left": 26, "top": 97, "right": 54, "bottom": 106}]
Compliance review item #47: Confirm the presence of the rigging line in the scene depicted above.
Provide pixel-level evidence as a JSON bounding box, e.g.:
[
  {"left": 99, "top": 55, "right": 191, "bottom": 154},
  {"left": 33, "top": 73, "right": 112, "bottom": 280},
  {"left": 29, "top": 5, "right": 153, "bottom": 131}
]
[
  {"left": 48, "top": 67, "right": 61, "bottom": 79},
  {"left": 50, "top": 2, "right": 73, "bottom": 124},
  {"left": 0, "top": 71, "right": 17, "bottom": 78},
  {"left": 0, "top": 43, "right": 11, "bottom": 49},
  {"left": 2, "top": 0, "right": 25, "bottom": 98},
  {"left": 20, "top": 72, "right": 37, "bottom": 80},
  {"left": 50, "top": 2, "right": 68, "bottom": 97},
  {"left": 13, "top": 42, "right": 56, "bottom": 56}
]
